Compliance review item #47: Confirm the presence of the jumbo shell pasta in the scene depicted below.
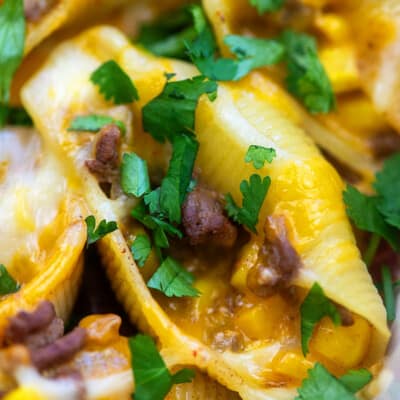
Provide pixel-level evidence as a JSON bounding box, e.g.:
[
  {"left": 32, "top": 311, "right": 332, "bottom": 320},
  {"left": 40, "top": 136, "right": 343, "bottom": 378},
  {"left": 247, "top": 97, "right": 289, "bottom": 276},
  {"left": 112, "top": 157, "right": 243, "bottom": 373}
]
[
  {"left": 20, "top": 24, "right": 392, "bottom": 399},
  {"left": 0, "top": 127, "right": 87, "bottom": 336}
]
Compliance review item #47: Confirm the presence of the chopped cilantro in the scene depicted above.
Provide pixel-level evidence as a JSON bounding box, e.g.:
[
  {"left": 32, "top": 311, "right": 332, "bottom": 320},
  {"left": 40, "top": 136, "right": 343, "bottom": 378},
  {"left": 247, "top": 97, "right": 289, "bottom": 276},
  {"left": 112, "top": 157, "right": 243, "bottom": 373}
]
[
  {"left": 121, "top": 153, "right": 151, "bottom": 197},
  {"left": 281, "top": 30, "right": 335, "bottom": 113},
  {"left": 295, "top": 363, "right": 372, "bottom": 400},
  {"left": 0, "top": 105, "right": 32, "bottom": 127},
  {"left": 136, "top": 6, "right": 197, "bottom": 60},
  {"left": 142, "top": 75, "right": 217, "bottom": 143},
  {"left": 225, "top": 174, "right": 271, "bottom": 233},
  {"left": 300, "top": 282, "right": 341, "bottom": 356},
  {"left": 0, "top": 0, "right": 25, "bottom": 126},
  {"left": 223, "top": 35, "right": 285, "bottom": 79},
  {"left": 90, "top": 60, "right": 139, "bottom": 105},
  {"left": 144, "top": 188, "right": 162, "bottom": 215},
  {"left": 147, "top": 257, "right": 200, "bottom": 297},
  {"left": 160, "top": 134, "right": 199, "bottom": 223},
  {"left": 374, "top": 153, "right": 400, "bottom": 229},
  {"left": 131, "top": 234, "right": 152, "bottom": 268},
  {"left": 131, "top": 201, "right": 182, "bottom": 249},
  {"left": 338, "top": 369, "right": 373, "bottom": 393},
  {"left": 85, "top": 215, "right": 118, "bottom": 247},
  {"left": 245, "top": 145, "right": 276, "bottom": 169},
  {"left": 0, "top": 264, "right": 20, "bottom": 295},
  {"left": 382, "top": 265, "right": 396, "bottom": 322},
  {"left": 249, "top": 0, "right": 285, "bottom": 13},
  {"left": 68, "top": 115, "right": 126, "bottom": 134},
  {"left": 343, "top": 185, "right": 400, "bottom": 252},
  {"left": 186, "top": 6, "right": 284, "bottom": 81},
  {"left": 129, "top": 334, "right": 195, "bottom": 400}
]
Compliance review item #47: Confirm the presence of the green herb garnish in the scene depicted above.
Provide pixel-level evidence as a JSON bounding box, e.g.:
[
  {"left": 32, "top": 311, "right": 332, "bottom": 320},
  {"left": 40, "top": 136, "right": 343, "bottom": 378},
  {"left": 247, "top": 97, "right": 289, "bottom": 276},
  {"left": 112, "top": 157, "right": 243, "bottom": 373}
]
[
  {"left": 136, "top": 6, "right": 197, "bottom": 60},
  {"left": 225, "top": 174, "right": 271, "bottom": 233},
  {"left": 131, "top": 234, "right": 152, "bottom": 268},
  {"left": 249, "top": 0, "right": 285, "bottom": 13},
  {"left": 147, "top": 257, "right": 200, "bottom": 297},
  {"left": 85, "top": 215, "right": 118, "bottom": 247},
  {"left": 295, "top": 363, "right": 372, "bottom": 400},
  {"left": 281, "top": 30, "right": 335, "bottom": 113},
  {"left": 121, "top": 153, "right": 151, "bottom": 198},
  {"left": 245, "top": 145, "right": 276, "bottom": 169},
  {"left": 300, "top": 282, "right": 341, "bottom": 356},
  {"left": 382, "top": 265, "right": 396, "bottom": 322},
  {"left": 90, "top": 60, "right": 139, "bottom": 105},
  {"left": 0, "top": 264, "right": 20, "bottom": 295},
  {"left": 160, "top": 134, "right": 199, "bottom": 223},
  {"left": 68, "top": 115, "right": 126, "bottom": 134},
  {"left": 129, "top": 334, "right": 195, "bottom": 400},
  {"left": 0, "top": 0, "right": 25, "bottom": 127},
  {"left": 142, "top": 74, "right": 217, "bottom": 143}
]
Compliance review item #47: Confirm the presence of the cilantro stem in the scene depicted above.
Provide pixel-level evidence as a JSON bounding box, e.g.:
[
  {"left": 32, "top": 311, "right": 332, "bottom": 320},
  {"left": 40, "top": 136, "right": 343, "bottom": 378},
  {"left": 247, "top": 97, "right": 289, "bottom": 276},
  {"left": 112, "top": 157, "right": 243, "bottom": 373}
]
[
  {"left": 363, "top": 233, "right": 381, "bottom": 268},
  {"left": 382, "top": 265, "right": 396, "bottom": 322}
]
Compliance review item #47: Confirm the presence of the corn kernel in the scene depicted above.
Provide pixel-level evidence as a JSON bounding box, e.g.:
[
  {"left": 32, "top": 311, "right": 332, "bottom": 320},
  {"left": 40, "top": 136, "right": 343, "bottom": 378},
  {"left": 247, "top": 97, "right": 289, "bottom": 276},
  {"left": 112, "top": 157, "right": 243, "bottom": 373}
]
[
  {"left": 235, "top": 296, "right": 289, "bottom": 340},
  {"left": 4, "top": 388, "right": 47, "bottom": 400},
  {"left": 310, "top": 314, "right": 371, "bottom": 369},
  {"left": 319, "top": 45, "right": 360, "bottom": 93},
  {"left": 230, "top": 239, "right": 261, "bottom": 293},
  {"left": 315, "top": 14, "right": 350, "bottom": 42},
  {"left": 273, "top": 352, "right": 313, "bottom": 382}
]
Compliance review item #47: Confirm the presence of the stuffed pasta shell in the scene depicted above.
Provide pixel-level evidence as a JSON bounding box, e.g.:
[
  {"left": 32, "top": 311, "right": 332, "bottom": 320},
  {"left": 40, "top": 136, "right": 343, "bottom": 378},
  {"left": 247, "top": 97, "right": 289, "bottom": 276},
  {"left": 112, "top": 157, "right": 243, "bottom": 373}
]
[
  {"left": 201, "top": 0, "right": 400, "bottom": 185},
  {"left": 0, "top": 127, "right": 87, "bottom": 336},
  {"left": 21, "top": 26, "right": 390, "bottom": 399}
]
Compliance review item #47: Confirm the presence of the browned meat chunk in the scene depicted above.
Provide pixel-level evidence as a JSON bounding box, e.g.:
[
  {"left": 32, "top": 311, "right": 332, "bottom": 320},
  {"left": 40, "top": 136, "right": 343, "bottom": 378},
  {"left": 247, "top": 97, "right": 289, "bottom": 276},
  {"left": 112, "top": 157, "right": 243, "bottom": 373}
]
[
  {"left": 85, "top": 124, "right": 121, "bottom": 184},
  {"left": 369, "top": 131, "right": 400, "bottom": 159},
  {"left": 247, "top": 216, "right": 301, "bottom": 297},
  {"left": 4, "top": 301, "right": 56, "bottom": 345},
  {"left": 24, "top": 317, "right": 64, "bottom": 349},
  {"left": 182, "top": 186, "right": 238, "bottom": 247},
  {"left": 30, "top": 327, "right": 87, "bottom": 370},
  {"left": 24, "top": 0, "right": 56, "bottom": 22}
]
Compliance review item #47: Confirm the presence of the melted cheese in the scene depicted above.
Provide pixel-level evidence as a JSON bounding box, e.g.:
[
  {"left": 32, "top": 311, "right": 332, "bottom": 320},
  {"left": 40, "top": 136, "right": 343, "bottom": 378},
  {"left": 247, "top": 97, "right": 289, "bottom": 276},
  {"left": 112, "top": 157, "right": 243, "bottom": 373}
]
[{"left": 0, "top": 129, "right": 67, "bottom": 279}]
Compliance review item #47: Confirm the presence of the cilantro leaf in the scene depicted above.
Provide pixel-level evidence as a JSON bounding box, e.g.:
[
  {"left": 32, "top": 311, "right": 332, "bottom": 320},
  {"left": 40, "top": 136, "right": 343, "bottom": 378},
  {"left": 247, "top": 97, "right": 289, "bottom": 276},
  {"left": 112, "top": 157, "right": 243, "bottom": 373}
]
[
  {"left": 374, "top": 153, "right": 400, "bottom": 229},
  {"left": 249, "top": 0, "right": 285, "bottom": 13},
  {"left": 295, "top": 363, "right": 371, "bottom": 400},
  {"left": 68, "top": 115, "right": 126, "bottom": 134},
  {"left": 85, "top": 215, "right": 118, "bottom": 247},
  {"left": 131, "top": 201, "right": 182, "bottom": 249},
  {"left": 121, "top": 153, "right": 151, "bottom": 197},
  {"left": 223, "top": 35, "right": 285, "bottom": 79},
  {"left": 186, "top": 6, "right": 284, "bottom": 81},
  {"left": 0, "top": 105, "right": 32, "bottom": 127},
  {"left": 343, "top": 184, "right": 400, "bottom": 251},
  {"left": 0, "top": 264, "right": 20, "bottom": 295},
  {"left": 144, "top": 188, "right": 162, "bottom": 215},
  {"left": 142, "top": 75, "right": 217, "bottom": 143},
  {"left": 131, "top": 234, "right": 152, "bottom": 268},
  {"left": 90, "top": 60, "right": 139, "bottom": 105},
  {"left": 382, "top": 265, "right": 396, "bottom": 322},
  {"left": 0, "top": 0, "right": 25, "bottom": 117},
  {"left": 147, "top": 257, "right": 200, "bottom": 297},
  {"left": 300, "top": 282, "right": 341, "bottom": 356},
  {"left": 129, "top": 334, "right": 195, "bottom": 400},
  {"left": 281, "top": 30, "right": 335, "bottom": 114},
  {"left": 160, "top": 134, "right": 199, "bottom": 223},
  {"left": 245, "top": 145, "right": 276, "bottom": 169},
  {"left": 137, "top": 6, "right": 197, "bottom": 60},
  {"left": 338, "top": 369, "right": 373, "bottom": 393},
  {"left": 225, "top": 174, "right": 271, "bottom": 233}
]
